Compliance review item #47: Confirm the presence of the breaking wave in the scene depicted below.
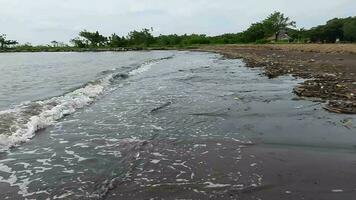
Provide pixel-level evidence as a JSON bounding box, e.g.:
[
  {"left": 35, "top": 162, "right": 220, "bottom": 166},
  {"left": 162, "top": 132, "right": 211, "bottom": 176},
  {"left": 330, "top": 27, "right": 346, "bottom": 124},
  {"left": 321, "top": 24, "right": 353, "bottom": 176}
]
[{"left": 0, "top": 56, "right": 173, "bottom": 151}]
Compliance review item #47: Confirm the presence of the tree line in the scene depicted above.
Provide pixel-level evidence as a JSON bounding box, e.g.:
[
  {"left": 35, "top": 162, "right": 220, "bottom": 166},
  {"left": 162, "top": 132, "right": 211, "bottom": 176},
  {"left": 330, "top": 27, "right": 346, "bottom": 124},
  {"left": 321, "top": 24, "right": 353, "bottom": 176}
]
[
  {"left": 1, "top": 12, "right": 356, "bottom": 50},
  {"left": 70, "top": 12, "right": 356, "bottom": 48},
  {"left": 306, "top": 17, "right": 356, "bottom": 43}
]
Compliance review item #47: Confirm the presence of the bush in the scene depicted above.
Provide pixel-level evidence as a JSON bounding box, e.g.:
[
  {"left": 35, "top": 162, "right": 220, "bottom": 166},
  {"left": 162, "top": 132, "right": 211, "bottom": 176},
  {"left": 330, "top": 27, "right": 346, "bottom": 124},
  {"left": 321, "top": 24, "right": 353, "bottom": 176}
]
[{"left": 255, "top": 39, "right": 269, "bottom": 44}]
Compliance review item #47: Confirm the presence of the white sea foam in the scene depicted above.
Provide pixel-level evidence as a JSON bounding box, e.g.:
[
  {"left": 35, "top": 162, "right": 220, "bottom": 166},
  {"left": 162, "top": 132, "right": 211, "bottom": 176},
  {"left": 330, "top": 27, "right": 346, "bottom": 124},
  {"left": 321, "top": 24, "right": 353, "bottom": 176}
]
[
  {"left": 129, "top": 56, "right": 173, "bottom": 75},
  {"left": 129, "top": 62, "right": 155, "bottom": 75},
  {"left": 0, "top": 81, "right": 106, "bottom": 151}
]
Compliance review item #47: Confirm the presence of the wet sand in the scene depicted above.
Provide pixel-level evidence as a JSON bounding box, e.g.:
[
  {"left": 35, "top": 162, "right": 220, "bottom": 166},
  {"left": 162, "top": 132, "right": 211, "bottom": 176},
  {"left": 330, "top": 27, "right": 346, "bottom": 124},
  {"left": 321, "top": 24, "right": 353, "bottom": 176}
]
[
  {"left": 195, "top": 45, "right": 356, "bottom": 199},
  {"left": 243, "top": 145, "right": 356, "bottom": 200},
  {"left": 105, "top": 138, "right": 260, "bottom": 199},
  {"left": 104, "top": 139, "right": 356, "bottom": 200},
  {"left": 199, "top": 44, "right": 356, "bottom": 114}
]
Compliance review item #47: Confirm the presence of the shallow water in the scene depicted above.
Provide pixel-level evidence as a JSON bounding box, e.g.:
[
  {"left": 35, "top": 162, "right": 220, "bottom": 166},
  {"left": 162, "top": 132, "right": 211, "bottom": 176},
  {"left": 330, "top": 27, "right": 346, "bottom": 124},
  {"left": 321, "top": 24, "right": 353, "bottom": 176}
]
[{"left": 0, "top": 51, "right": 355, "bottom": 199}]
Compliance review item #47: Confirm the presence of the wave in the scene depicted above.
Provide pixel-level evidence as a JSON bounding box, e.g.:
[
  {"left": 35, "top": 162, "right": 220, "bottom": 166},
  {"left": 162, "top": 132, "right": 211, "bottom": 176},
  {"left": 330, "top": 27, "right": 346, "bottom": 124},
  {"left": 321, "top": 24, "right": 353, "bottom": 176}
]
[
  {"left": 129, "top": 55, "right": 174, "bottom": 76},
  {"left": 0, "top": 56, "right": 174, "bottom": 151}
]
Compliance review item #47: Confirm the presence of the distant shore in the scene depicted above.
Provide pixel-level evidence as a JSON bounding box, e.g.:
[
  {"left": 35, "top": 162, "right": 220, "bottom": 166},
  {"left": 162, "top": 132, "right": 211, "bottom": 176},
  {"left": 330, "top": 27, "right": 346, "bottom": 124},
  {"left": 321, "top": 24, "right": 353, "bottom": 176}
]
[
  {"left": 0, "top": 47, "right": 144, "bottom": 53},
  {"left": 2, "top": 43, "right": 356, "bottom": 53}
]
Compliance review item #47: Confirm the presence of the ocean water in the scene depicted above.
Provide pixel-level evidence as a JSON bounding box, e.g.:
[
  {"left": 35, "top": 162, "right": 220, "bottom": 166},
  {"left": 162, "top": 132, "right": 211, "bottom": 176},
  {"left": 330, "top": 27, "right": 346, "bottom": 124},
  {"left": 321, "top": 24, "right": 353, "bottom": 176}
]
[
  {"left": 0, "top": 51, "right": 174, "bottom": 150},
  {"left": 0, "top": 51, "right": 355, "bottom": 199}
]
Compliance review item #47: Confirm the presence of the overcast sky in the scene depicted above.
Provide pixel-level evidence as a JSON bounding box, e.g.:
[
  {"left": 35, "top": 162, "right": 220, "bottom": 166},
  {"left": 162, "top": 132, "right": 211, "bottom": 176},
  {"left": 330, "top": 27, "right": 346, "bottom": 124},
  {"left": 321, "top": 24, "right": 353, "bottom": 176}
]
[{"left": 0, "top": 0, "right": 355, "bottom": 44}]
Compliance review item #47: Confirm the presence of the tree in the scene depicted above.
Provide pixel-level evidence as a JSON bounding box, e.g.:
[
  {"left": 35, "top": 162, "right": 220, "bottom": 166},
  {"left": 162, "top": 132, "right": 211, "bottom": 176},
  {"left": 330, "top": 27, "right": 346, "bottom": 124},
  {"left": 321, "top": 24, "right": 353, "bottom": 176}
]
[
  {"left": 108, "top": 33, "right": 128, "bottom": 47},
  {"left": 127, "top": 28, "right": 155, "bottom": 47},
  {"left": 262, "top": 11, "right": 296, "bottom": 39},
  {"left": 181, "top": 34, "right": 210, "bottom": 45},
  {"left": 0, "top": 34, "right": 18, "bottom": 49},
  {"left": 306, "top": 17, "right": 356, "bottom": 43},
  {"left": 156, "top": 34, "right": 182, "bottom": 46},
  {"left": 51, "top": 40, "right": 59, "bottom": 47},
  {"left": 237, "top": 11, "right": 296, "bottom": 43},
  {"left": 78, "top": 30, "right": 108, "bottom": 47},
  {"left": 0, "top": 34, "right": 7, "bottom": 49},
  {"left": 70, "top": 37, "right": 87, "bottom": 48},
  {"left": 343, "top": 20, "right": 356, "bottom": 42},
  {"left": 323, "top": 18, "right": 345, "bottom": 42},
  {"left": 241, "top": 22, "right": 266, "bottom": 42}
]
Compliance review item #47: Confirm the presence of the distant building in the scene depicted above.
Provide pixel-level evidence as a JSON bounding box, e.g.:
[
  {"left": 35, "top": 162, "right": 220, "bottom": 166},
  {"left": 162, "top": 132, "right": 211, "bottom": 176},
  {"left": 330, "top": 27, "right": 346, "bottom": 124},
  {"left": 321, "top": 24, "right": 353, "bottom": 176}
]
[
  {"left": 275, "top": 29, "right": 291, "bottom": 41},
  {"left": 267, "top": 29, "right": 291, "bottom": 42}
]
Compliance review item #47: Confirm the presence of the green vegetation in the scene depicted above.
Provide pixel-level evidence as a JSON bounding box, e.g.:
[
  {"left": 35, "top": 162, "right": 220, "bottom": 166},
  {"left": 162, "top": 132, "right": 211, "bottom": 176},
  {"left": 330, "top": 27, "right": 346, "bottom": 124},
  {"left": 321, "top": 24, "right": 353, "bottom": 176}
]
[
  {"left": 71, "top": 30, "right": 108, "bottom": 47},
  {"left": 1, "top": 12, "right": 356, "bottom": 52},
  {"left": 0, "top": 34, "right": 18, "bottom": 49},
  {"left": 127, "top": 28, "right": 155, "bottom": 47},
  {"left": 344, "top": 20, "right": 356, "bottom": 42},
  {"left": 237, "top": 12, "right": 295, "bottom": 43},
  {"left": 307, "top": 17, "right": 356, "bottom": 43}
]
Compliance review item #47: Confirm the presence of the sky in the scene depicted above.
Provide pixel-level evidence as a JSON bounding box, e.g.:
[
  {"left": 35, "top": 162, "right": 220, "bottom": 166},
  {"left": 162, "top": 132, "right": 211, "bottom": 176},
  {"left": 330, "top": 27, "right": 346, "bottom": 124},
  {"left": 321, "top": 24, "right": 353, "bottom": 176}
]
[{"left": 0, "top": 0, "right": 355, "bottom": 44}]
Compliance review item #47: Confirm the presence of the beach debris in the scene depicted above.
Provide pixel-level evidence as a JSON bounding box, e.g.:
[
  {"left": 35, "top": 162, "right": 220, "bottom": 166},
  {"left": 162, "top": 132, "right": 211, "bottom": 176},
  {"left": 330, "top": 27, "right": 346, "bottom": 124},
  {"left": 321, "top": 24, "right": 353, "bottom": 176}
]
[
  {"left": 150, "top": 101, "right": 172, "bottom": 113},
  {"left": 341, "top": 118, "right": 353, "bottom": 129},
  {"left": 293, "top": 76, "right": 356, "bottom": 114},
  {"left": 234, "top": 96, "right": 241, "bottom": 100},
  {"left": 323, "top": 73, "right": 337, "bottom": 77},
  {"left": 324, "top": 101, "right": 356, "bottom": 114}
]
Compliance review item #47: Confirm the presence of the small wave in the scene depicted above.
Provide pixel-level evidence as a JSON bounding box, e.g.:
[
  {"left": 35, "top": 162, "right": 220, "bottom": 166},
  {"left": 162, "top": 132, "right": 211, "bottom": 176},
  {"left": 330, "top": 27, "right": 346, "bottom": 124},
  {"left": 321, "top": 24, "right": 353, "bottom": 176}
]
[
  {"left": 0, "top": 80, "right": 107, "bottom": 151},
  {"left": 129, "top": 56, "right": 174, "bottom": 76},
  {"left": 0, "top": 56, "right": 174, "bottom": 151}
]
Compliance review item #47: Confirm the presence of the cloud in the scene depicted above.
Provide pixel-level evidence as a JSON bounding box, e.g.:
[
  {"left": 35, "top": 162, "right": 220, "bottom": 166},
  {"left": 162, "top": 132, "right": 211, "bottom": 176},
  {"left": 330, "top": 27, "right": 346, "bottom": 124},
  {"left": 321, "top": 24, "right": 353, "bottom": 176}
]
[{"left": 0, "top": 0, "right": 355, "bottom": 44}]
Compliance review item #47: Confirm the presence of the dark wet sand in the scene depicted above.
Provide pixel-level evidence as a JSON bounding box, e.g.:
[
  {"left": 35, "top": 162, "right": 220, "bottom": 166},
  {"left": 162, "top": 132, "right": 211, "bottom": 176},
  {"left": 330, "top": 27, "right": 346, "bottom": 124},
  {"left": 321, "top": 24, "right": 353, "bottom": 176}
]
[
  {"left": 104, "top": 139, "right": 356, "bottom": 200},
  {"left": 105, "top": 47, "right": 356, "bottom": 199},
  {"left": 243, "top": 145, "right": 356, "bottom": 200},
  {"left": 199, "top": 44, "right": 356, "bottom": 114},
  {"left": 2, "top": 140, "right": 355, "bottom": 200},
  {"left": 105, "top": 138, "right": 262, "bottom": 200}
]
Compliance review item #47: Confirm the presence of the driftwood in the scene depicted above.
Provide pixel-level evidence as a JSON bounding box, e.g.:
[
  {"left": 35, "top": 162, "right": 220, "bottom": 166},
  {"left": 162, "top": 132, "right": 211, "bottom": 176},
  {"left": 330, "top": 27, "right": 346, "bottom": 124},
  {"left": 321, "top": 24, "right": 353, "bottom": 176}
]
[{"left": 150, "top": 102, "right": 172, "bottom": 113}]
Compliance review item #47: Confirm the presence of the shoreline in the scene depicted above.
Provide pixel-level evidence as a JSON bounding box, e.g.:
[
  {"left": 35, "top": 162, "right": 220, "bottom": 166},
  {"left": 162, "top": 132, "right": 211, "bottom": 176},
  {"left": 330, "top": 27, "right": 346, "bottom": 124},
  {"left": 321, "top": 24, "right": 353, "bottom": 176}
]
[
  {"left": 0, "top": 46, "right": 189, "bottom": 53},
  {"left": 0, "top": 47, "right": 145, "bottom": 53},
  {"left": 197, "top": 44, "right": 356, "bottom": 114},
  {"left": 2, "top": 44, "right": 356, "bottom": 114}
]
